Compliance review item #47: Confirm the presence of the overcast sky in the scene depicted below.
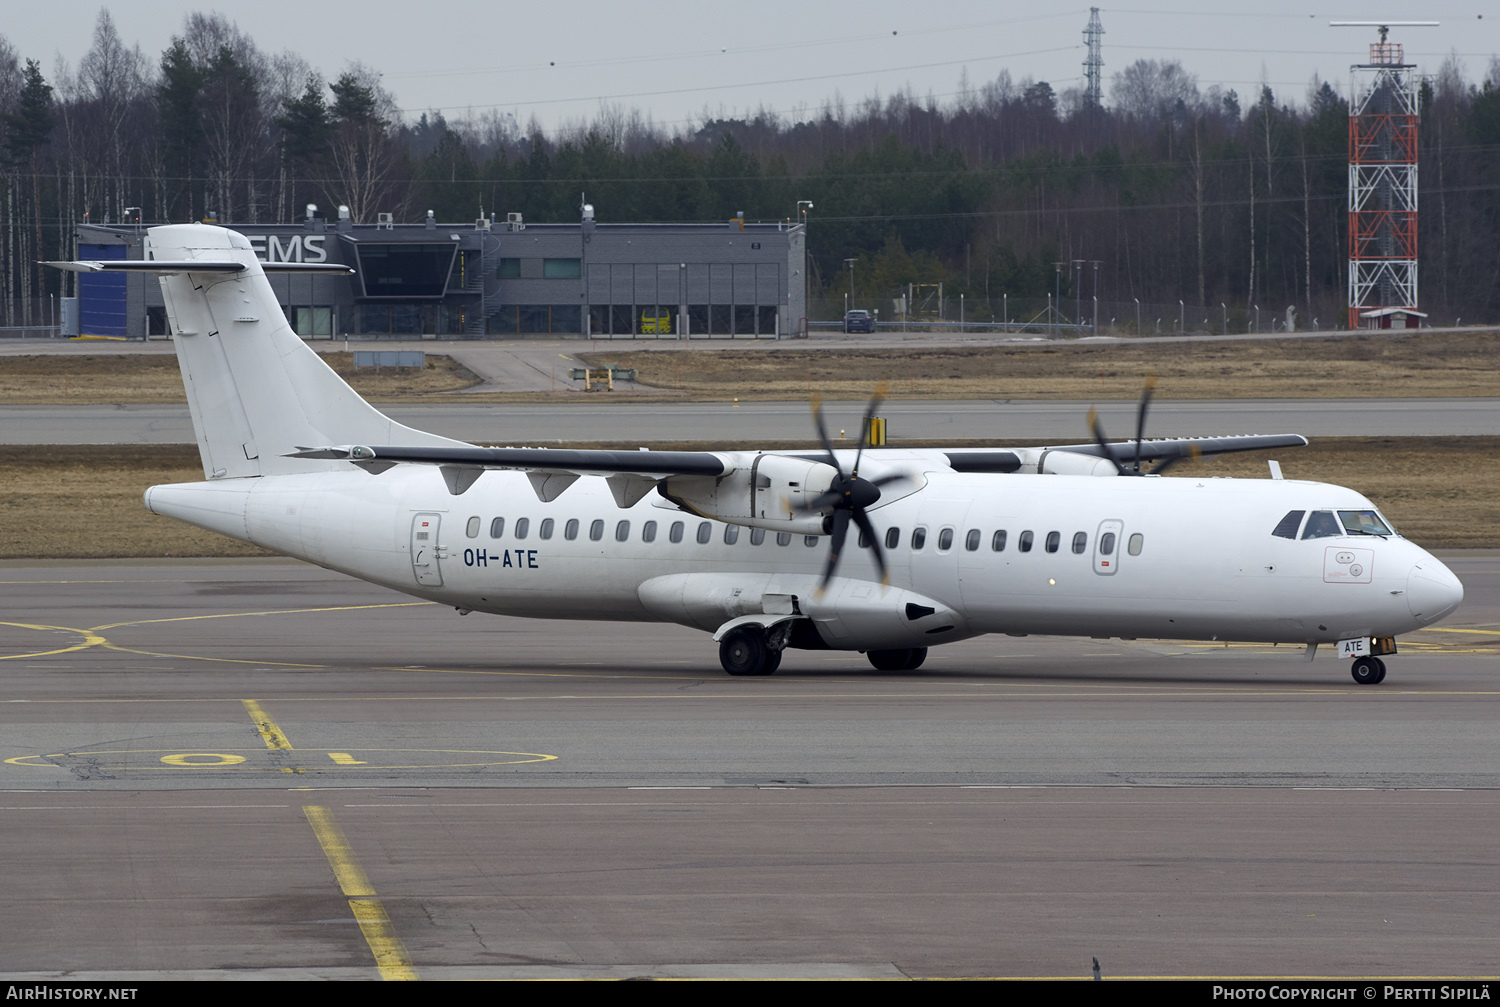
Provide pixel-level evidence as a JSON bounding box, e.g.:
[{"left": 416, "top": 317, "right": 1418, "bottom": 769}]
[{"left": 6, "top": 1, "right": 1497, "bottom": 131}]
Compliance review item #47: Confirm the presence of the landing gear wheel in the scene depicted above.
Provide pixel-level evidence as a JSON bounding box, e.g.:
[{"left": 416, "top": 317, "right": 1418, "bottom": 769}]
[
  {"left": 903, "top": 647, "right": 928, "bottom": 671},
  {"left": 1351, "top": 656, "right": 1383, "bottom": 685},
  {"left": 720, "top": 627, "right": 772, "bottom": 676},
  {"left": 868, "top": 648, "right": 914, "bottom": 671}
]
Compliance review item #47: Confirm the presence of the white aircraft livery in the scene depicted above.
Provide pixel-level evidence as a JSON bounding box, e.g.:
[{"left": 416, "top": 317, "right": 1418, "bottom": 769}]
[{"left": 49, "top": 225, "right": 1464, "bottom": 684}]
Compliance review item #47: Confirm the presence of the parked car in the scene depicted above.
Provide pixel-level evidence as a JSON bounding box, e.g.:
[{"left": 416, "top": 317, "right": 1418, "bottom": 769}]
[{"left": 843, "top": 309, "right": 875, "bottom": 333}]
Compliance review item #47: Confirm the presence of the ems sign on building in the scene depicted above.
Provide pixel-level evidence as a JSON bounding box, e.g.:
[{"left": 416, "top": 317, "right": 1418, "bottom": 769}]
[{"left": 74, "top": 207, "right": 806, "bottom": 341}]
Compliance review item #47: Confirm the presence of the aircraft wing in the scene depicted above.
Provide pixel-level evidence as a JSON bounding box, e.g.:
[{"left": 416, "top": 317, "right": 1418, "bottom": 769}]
[
  {"left": 1035, "top": 433, "right": 1309, "bottom": 462},
  {"left": 288, "top": 444, "right": 729, "bottom": 476},
  {"left": 42, "top": 260, "right": 354, "bottom": 274}
]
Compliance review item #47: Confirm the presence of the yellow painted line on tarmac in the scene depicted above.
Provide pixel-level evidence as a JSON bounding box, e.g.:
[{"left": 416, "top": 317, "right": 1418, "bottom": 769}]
[
  {"left": 243, "top": 698, "right": 300, "bottom": 775},
  {"left": 304, "top": 805, "right": 418, "bottom": 981},
  {"left": 89, "top": 601, "right": 433, "bottom": 632},
  {"left": 0, "top": 622, "right": 108, "bottom": 661},
  {"left": 102, "top": 642, "right": 324, "bottom": 669},
  {"left": 1425, "top": 627, "right": 1500, "bottom": 635}
]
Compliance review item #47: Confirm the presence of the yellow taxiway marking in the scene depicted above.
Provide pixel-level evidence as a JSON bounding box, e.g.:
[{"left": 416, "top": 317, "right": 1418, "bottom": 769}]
[
  {"left": 243, "top": 698, "right": 300, "bottom": 774},
  {"left": 328, "top": 753, "right": 367, "bottom": 765},
  {"left": 0, "top": 622, "right": 108, "bottom": 661},
  {"left": 5, "top": 748, "right": 557, "bottom": 770},
  {"left": 304, "top": 805, "right": 418, "bottom": 981},
  {"left": 159, "top": 753, "right": 246, "bottom": 767},
  {"left": 90, "top": 601, "right": 433, "bottom": 632}
]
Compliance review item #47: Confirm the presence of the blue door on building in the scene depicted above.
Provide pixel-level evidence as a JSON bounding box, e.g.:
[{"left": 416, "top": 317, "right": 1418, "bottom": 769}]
[{"left": 78, "top": 243, "right": 127, "bottom": 337}]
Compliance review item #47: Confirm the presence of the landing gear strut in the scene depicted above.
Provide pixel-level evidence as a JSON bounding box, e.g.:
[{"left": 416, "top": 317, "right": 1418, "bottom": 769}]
[{"left": 1350, "top": 656, "right": 1387, "bottom": 685}]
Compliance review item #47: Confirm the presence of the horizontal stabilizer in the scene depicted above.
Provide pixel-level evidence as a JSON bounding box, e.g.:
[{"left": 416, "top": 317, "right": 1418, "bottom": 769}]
[{"left": 42, "top": 259, "right": 353, "bottom": 275}]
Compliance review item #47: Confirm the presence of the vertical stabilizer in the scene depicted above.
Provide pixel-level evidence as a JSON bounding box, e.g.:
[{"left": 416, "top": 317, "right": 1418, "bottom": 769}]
[{"left": 143, "top": 224, "right": 467, "bottom": 478}]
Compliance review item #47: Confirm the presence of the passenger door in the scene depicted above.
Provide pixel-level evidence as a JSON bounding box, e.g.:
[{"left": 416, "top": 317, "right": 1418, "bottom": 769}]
[{"left": 411, "top": 513, "right": 444, "bottom": 587}]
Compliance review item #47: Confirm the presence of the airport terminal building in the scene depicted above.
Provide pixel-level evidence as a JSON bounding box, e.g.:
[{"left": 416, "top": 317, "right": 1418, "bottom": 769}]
[{"left": 73, "top": 210, "right": 807, "bottom": 341}]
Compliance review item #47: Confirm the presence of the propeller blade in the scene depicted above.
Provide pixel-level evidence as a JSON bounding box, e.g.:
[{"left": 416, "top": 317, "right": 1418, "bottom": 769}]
[
  {"left": 810, "top": 397, "right": 841, "bottom": 474},
  {"left": 1149, "top": 442, "right": 1200, "bottom": 476},
  {"left": 850, "top": 508, "right": 889, "bottom": 585},
  {"left": 851, "top": 384, "right": 887, "bottom": 478},
  {"left": 793, "top": 488, "right": 844, "bottom": 514},
  {"left": 1134, "top": 373, "right": 1158, "bottom": 474},
  {"left": 1087, "top": 406, "right": 1128, "bottom": 476},
  {"left": 818, "top": 508, "right": 852, "bottom": 592}
]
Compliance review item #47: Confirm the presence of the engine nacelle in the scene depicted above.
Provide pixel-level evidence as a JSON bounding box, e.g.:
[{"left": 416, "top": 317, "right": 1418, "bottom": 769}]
[
  {"left": 1011, "top": 448, "right": 1121, "bottom": 476},
  {"left": 659, "top": 453, "right": 838, "bottom": 534}
]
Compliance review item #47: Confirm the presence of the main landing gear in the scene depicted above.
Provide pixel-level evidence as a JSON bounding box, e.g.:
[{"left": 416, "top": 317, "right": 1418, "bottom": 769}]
[
  {"left": 719, "top": 626, "right": 782, "bottom": 676},
  {"left": 1350, "top": 656, "right": 1387, "bottom": 685},
  {"left": 866, "top": 648, "right": 928, "bottom": 671}
]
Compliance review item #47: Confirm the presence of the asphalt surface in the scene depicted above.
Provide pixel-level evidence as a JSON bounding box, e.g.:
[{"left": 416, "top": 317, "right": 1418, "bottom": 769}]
[
  {"left": 1, "top": 556, "right": 1496, "bottom": 979},
  {"left": 4, "top": 397, "right": 1499, "bottom": 445}
]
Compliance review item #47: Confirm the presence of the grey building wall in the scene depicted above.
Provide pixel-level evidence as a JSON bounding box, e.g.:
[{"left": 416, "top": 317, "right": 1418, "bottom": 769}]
[{"left": 75, "top": 218, "right": 804, "bottom": 341}]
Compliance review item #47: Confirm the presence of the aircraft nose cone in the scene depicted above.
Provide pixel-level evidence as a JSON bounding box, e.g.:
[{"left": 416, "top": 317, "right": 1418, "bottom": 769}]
[{"left": 1407, "top": 560, "right": 1464, "bottom": 624}]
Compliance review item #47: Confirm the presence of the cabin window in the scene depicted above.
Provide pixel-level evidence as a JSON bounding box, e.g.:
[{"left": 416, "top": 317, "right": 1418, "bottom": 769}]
[
  {"left": 1339, "top": 509, "right": 1394, "bottom": 537},
  {"left": 564, "top": 518, "right": 579, "bottom": 541},
  {"left": 1301, "top": 511, "right": 1342, "bottom": 540},
  {"left": 615, "top": 520, "right": 630, "bottom": 542},
  {"left": 1045, "top": 531, "right": 1060, "bottom": 553},
  {"left": 697, "top": 522, "right": 712, "bottom": 544},
  {"left": 937, "top": 528, "right": 954, "bottom": 551},
  {"left": 490, "top": 517, "right": 505, "bottom": 539},
  {"left": 514, "top": 518, "right": 529, "bottom": 540},
  {"left": 539, "top": 518, "right": 554, "bottom": 540},
  {"left": 885, "top": 527, "right": 900, "bottom": 549},
  {"left": 992, "top": 530, "right": 1007, "bottom": 552},
  {"left": 1100, "top": 532, "right": 1116, "bottom": 556},
  {"left": 858, "top": 529, "right": 869, "bottom": 548},
  {"left": 1127, "top": 533, "right": 1144, "bottom": 555},
  {"left": 724, "top": 525, "right": 739, "bottom": 545},
  {"left": 804, "top": 535, "right": 818, "bottom": 547},
  {"left": 466, "top": 516, "right": 480, "bottom": 538},
  {"left": 1072, "top": 532, "right": 1087, "bottom": 555},
  {"left": 965, "top": 529, "right": 981, "bottom": 552},
  {"left": 642, "top": 520, "right": 657, "bottom": 543},
  {"left": 1271, "top": 510, "right": 1305, "bottom": 539},
  {"left": 777, "top": 532, "right": 792, "bottom": 546},
  {"left": 911, "top": 527, "right": 927, "bottom": 550},
  {"left": 1019, "top": 531, "right": 1034, "bottom": 553},
  {"left": 750, "top": 528, "right": 765, "bottom": 546},
  {"left": 669, "top": 521, "right": 685, "bottom": 543},
  {"left": 589, "top": 519, "right": 604, "bottom": 541}
]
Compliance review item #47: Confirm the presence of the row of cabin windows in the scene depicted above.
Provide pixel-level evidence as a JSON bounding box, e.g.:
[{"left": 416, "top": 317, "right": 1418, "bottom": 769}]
[{"left": 464, "top": 515, "right": 1145, "bottom": 557}]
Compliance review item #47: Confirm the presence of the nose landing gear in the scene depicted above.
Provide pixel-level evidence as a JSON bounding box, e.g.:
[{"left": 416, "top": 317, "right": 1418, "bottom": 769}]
[{"left": 1350, "top": 655, "right": 1387, "bottom": 685}]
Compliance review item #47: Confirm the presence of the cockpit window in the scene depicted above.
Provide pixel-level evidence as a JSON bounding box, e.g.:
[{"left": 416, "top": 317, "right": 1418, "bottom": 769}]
[
  {"left": 1301, "top": 510, "right": 1342, "bottom": 539},
  {"left": 1271, "top": 510, "right": 1305, "bottom": 539},
  {"left": 1339, "top": 509, "right": 1394, "bottom": 537}
]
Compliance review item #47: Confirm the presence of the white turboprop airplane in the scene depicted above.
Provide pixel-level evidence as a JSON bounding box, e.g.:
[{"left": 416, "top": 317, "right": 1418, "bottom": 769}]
[{"left": 49, "top": 224, "right": 1463, "bottom": 684}]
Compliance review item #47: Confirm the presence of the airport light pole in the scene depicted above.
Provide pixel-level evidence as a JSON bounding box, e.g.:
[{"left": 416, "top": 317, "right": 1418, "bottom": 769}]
[
  {"left": 1134, "top": 297, "right": 1140, "bottom": 335},
  {"left": 797, "top": 201, "right": 813, "bottom": 332},
  {"left": 844, "top": 258, "right": 856, "bottom": 313}
]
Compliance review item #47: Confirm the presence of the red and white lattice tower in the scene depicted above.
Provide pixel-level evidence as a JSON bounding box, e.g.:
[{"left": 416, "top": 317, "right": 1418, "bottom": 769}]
[{"left": 1343, "top": 24, "right": 1426, "bottom": 328}]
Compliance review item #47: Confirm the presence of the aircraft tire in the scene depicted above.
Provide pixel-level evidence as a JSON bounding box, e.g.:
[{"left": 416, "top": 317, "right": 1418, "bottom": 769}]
[
  {"left": 903, "top": 648, "right": 928, "bottom": 671},
  {"left": 1373, "top": 657, "right": 1387, "bottom": 684},
  {"left": 1350, "top": 656, "right": 1382, "bottom": 685},
  {"left": 868, "top": 648, "right": 914, "bottom": 671},
  {"left": 763, "top": 649, "right": 782, "bottom": 674},
  {"left": 720, "top": 628, "right": 771, "bottom": 676}
]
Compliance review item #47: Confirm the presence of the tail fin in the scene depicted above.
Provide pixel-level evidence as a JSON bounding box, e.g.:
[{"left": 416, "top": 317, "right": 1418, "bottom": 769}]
[{"left": 56, "top": 223, "right": 468, "bottom": 479}]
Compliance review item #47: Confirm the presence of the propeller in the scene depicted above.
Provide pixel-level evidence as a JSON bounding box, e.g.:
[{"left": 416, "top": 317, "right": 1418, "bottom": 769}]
[
  {"left": 1086, "top": 374, "right": 1200, "bottom": 476},
  {"left": 798, "top": 387, "right": 902, "bottom": 592}
]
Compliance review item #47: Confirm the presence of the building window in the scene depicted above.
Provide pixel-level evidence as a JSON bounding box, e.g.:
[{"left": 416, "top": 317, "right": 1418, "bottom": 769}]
[
  {"left": 543, "top": 258, "right": 581, "bottom": 278},
  {"left": 758, "top": 306, "right": 778, "bottom": 335},
  {"left": 497, "top": 258, "right": 521, "bottom": 278},
  {"left": 734, "top": 305, "right": 756, "bottom": 335}
]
